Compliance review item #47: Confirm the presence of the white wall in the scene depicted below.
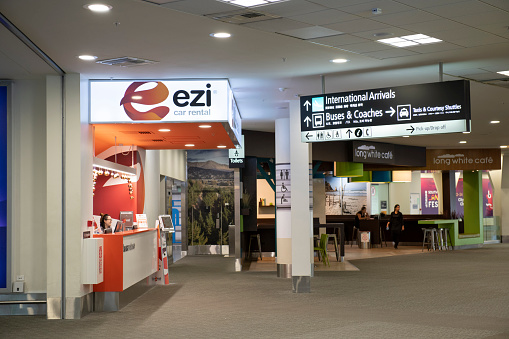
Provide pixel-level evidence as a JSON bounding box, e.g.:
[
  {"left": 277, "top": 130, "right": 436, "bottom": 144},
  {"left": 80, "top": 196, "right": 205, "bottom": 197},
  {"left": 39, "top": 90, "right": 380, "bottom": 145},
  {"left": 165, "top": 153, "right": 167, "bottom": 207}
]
[
  {"left": 389, "top": 182, "right": 411, "bottom": 214},
  {"left": 313, "top": 178, "right": 325, "bottom": 224},
  {"left": 160, "top": 149, "right": 186, "bottom": 182},
  {"left": 11, "top": 78, "right": 47, "bottom": 293}
]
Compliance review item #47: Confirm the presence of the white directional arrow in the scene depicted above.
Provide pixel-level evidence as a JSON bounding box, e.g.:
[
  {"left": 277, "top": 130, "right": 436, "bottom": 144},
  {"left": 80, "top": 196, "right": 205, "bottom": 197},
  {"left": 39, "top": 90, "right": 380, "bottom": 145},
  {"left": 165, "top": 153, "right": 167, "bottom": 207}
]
[
  {"left": 385, "top": 107, "right": 396, "bottom": 117},
  {"left": 304, "top": 116, "right": 311, "bottom": 127},
  {"left": 303, "top": 100, "right": 311, "bottom": 111}
]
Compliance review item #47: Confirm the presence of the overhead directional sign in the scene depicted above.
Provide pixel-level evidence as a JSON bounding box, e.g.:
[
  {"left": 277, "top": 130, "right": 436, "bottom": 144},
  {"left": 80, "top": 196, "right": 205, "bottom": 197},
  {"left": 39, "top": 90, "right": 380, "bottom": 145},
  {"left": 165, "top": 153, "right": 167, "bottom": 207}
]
[{"left": 300, "top": 80, "right": 471, "bottom": 142}]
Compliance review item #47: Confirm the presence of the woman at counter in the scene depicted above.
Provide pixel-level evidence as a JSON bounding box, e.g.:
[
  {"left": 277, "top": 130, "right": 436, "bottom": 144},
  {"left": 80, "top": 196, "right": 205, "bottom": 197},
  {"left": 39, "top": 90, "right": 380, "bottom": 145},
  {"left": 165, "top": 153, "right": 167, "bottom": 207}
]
[
  {"left": 386, "top": 204, "right": 404, "bottom": 249},
  {"left": 100, "top": 213, "right": 113, "bottom": 233}
]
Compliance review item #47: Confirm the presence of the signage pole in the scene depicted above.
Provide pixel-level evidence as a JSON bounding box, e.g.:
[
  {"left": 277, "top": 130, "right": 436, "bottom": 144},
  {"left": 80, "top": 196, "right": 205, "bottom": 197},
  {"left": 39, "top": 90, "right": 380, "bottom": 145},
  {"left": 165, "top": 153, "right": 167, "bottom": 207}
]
[{"left": 439, "top": 62, "right": 444, "bottom": 82}]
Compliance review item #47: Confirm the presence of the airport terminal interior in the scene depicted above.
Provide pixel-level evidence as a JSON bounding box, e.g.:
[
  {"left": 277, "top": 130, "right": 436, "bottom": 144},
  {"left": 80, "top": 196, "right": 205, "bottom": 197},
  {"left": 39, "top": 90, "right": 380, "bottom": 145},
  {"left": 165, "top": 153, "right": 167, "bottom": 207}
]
[{"left": 1, "top": 0, "right": 509, "bottom": 338}]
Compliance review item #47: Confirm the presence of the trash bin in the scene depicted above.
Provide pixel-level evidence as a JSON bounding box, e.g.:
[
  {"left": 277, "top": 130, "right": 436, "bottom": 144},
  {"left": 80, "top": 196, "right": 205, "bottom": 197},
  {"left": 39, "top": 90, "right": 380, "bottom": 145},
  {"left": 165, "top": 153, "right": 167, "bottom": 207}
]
[{"left": 359, "top": 231, "right": 371, "bottom": 249}]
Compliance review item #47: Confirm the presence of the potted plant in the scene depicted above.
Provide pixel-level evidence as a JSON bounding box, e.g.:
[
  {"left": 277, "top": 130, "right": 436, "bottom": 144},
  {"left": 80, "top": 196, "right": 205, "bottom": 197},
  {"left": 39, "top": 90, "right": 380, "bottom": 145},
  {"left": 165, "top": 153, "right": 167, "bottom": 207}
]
[{"left": 241, "top": 192, "right": 252, "bottom": 215}]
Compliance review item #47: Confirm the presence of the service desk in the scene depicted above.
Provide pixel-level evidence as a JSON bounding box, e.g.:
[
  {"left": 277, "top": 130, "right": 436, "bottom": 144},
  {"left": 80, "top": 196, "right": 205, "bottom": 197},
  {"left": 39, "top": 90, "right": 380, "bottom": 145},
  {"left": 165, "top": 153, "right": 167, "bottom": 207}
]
[{"left": 93, "top": 229, "right": 158, "bottom": 311}]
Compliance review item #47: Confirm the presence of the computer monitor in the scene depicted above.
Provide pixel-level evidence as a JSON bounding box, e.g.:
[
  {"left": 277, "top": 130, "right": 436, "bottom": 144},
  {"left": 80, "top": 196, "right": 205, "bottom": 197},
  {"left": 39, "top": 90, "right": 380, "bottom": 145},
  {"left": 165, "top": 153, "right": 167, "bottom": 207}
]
[
  {"left": 114, "top": 220, "right": 124, "bottom": 233},
  {"left": 104, "top": 228, "right": 113, "bottom": 234}
]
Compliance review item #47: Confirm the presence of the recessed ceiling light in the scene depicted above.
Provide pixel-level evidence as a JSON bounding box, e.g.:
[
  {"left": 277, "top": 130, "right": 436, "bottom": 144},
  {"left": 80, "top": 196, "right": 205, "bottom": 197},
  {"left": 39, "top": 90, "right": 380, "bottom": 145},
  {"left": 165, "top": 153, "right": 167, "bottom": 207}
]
[
  {"left": 463, "top": 131, "right": 470, "bottom": 134},
  {"left": 459, "top": 141, "right": 467, "bottom": 144},
  {"left": 84, "top": 4, "right": 112, "bottom": 12},
  {"left": 217, "top": 0, "right": 287, "bottom": 8},
  {"left": 378, "top": 34, "right": 442, "bottom": 47},
  {"left": 199, "top": 125, "right": 212, "bottom": 128},
  {"left": 490, "top": 120, "right": 500, "bottom": 124},
  {"left": 500, "top": 145, "right": 508, "bottom": 149},
  {"left": 210, "top": 32, "right": 231, "bottom": 38},
  {"left": 330, "top": 58, "right": 348, "bottom": 63},
  {"left": 185, "top": 144, "right": 195, "bottom": 147},
  {"left": 402, "top": 135, "right": 410, "bottom": 138},
  {"left": 217, "top": 145, "right": 227, "bottom": 148},
  {"left": 131, "top": 95, "right": 142, "bottom": 100},
  {"left": 78, "top": 55, "right": 98, "bottom": 61},
  {"left": 497, "top": 71, "right": 509, "bottom": 77},
  {"left": 158, "top": 129, "right": 171, "bottom": 132}
]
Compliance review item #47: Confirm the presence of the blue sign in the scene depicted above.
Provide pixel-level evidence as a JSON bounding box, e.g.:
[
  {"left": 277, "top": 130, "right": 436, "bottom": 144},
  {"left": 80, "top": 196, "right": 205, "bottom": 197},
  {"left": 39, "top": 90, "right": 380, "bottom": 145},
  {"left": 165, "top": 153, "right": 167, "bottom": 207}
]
[{"left": 0, "top": 86, "right": 7, "bottom": 289}]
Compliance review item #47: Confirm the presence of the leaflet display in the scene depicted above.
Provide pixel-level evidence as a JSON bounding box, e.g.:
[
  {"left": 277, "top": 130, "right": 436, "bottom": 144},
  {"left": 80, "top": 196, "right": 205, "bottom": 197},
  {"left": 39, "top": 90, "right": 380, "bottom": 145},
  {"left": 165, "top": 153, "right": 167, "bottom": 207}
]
[{"left": 300, "top": 80, "right": 470, "bottom": 142}]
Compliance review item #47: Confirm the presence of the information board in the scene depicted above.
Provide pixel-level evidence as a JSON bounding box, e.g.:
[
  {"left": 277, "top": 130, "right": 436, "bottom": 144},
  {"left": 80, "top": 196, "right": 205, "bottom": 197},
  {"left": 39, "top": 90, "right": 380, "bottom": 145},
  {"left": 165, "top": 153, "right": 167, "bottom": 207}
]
[{"left": 300, "top": 80, "right": 470, "bottom": 142}]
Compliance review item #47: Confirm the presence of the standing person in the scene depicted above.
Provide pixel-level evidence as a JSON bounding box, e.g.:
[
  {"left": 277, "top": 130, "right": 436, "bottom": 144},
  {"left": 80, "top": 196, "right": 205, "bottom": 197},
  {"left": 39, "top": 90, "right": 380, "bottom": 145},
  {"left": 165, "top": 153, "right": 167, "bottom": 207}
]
[{"left": 386, "top": 204, "right": 404, "bottom": 249}]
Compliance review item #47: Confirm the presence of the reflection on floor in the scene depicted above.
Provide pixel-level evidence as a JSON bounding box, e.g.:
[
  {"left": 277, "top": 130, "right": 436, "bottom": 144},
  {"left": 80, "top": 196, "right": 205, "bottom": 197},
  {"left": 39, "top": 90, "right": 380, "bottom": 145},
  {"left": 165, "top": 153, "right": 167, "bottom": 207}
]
[{"left": 244, "top": 245, "right": 434, "bottom": 272}]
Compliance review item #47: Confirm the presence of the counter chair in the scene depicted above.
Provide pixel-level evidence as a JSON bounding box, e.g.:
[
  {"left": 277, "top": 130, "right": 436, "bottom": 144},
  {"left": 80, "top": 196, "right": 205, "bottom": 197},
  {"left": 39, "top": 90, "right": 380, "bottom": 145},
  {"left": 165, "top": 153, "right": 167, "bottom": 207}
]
[
  {"left": 351, "top": 226, "right": 359, "bottom": 247},
  {"left": 247, "top": 233, "right": 262, "bottom": 261},
  {"left": 437, "top": 228, "right": 452, "bottom": 250},
  {"left": 314, "top": 234, "right": 330, "bottom": 267},
  {"left": 421, "top": 228, "right": 439, "bottom": 252}
]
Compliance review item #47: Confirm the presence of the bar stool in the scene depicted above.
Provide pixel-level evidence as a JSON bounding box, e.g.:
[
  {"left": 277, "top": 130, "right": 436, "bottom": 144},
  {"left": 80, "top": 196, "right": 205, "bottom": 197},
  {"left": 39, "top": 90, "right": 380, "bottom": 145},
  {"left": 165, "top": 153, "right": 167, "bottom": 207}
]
[
  {"left": 351, "top": 226, "right": 359, "bottom": 247},
  {"left": 422, "top": 228, "right": 439, "bottom": 252},
  {"left": 437, "top": 228, "right": 452, "bottom": 250},
  {"left": 327, "top": 233, "right": 340, "bottom": 261},
  {"left": 247, "top": 234, "right": 262, "bottom": 260}
]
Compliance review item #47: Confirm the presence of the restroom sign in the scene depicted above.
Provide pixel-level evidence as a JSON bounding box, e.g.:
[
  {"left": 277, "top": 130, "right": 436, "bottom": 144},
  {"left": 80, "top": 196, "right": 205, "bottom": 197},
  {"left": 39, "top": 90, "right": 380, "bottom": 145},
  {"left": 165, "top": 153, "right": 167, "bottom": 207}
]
[{"left": 300, "top": 80, "right": 471, "bottom": 142}]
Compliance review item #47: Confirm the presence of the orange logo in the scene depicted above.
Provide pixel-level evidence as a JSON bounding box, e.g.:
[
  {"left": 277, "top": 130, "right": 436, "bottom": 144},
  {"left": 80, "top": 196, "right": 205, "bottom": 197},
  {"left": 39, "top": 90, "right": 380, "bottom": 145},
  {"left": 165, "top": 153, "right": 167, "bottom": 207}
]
[{"left": 120, "top": 81, "right": 170, "bottom": 120}]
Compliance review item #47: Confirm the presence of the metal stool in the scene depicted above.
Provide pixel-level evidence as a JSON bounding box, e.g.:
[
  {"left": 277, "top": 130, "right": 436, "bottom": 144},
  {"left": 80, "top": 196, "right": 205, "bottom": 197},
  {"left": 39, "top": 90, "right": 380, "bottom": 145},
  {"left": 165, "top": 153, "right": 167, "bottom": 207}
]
[
  {"left": 327, "top": 234, "right": 340, "bottom": 261},
  {"left": 247, "top": 234, "right": 262, "bottom": 260},
  {"left": 422, "top": 228, "right": 439, "bottom": 251},
  {"left": 351, "top": 226, "right": 359, "bottom": 247},
  {"left": 437, "top": 228, "right": 452, "bottom": 250}
]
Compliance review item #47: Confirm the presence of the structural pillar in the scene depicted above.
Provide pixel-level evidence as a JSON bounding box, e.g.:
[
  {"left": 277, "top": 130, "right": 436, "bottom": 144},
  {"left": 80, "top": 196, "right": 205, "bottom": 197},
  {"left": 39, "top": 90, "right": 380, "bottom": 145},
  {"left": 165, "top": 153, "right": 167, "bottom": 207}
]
[
  {"left": 275, "top": 118, "right": 291, "bottom": 278},
  {"left": 463, "top": 170, "right": 483, "bottom": 241},
  {"left": 289, "top": 100, "right": 313, "bottom": 293}
]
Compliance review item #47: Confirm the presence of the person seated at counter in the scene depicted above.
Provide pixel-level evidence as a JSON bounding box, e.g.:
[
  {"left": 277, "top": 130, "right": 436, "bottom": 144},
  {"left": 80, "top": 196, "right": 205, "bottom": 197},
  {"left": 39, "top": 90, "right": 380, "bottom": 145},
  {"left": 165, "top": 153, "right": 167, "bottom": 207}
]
[
  {"left": 355, "top": 206, "right": 370, "bottom": 228},
  {"left": 100, "top": 213, "right": 113, "bottom": 233}
]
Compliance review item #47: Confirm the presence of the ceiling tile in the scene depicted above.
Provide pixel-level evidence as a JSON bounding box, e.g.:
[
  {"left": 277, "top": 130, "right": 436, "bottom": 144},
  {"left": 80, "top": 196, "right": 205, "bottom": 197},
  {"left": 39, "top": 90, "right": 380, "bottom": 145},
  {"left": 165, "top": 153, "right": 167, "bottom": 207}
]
[
  {"left": 257, "top": 0, "right": 327, "bottom": 17},
  {"left": 161, "top": 0, "right": 238, "bottom": 15},
  {"left": 477, "top": 23, "right": 509, "bottom": 37},
  {"left": 351, "top": 28, "right": 416, "bottom": 41},
  {"left": 403, "top": 42, "right": 463, "bottom": 54},
  {"left": 424, "top": 0, "right": 495, "bottom": 18},
  {"left": 278, "top": 26, "right": 343, "bottom": 39},
  {"left": 339, "top": 41, "right": 393, "bottom": 53},
  {"left": 393, "top": 0, "right": 470, "bottom": 9},
  {"left": 289, "top": 9, "right": 359, "bottom": 26},
  {"left": 243, "top": 18, "right": 312, "bottom": 32},
  {"left": 363, "top": 48, "right": 419, "bottom": 59},
  {"left": 454, "top": 10, "right": 509, "bottom": 27},
  {"left": 399, "top": 20, "right": 472, "bottom": 34},
  {"left": 308, "top": 34, "right": 370, "bottom": 46},
  {"left": 453, "top": 35, "right": 508, "bottom": 48},
  {"left": 324, "top": 18, "right": 391, "bottom": 33},
  {"left": 447, "top": 68, "right": 491, "bottom": 76},
  {"left": 306, "top": 0, "right": 375, "bottom": 9},
  {"left": 372, "top": 10, "right": 441, "bottom": 26},
  {"left": 481, "top": 0, "right": 509, "bottom": 11},
  {"left": 464, "top": 73, "right": 501, "bottom": 81},
  {"left": 339, "top": 0, "right": 414, "bottom": 18},
  {"left": 432, "top": 27, "right": 492, "bottom": 41}
]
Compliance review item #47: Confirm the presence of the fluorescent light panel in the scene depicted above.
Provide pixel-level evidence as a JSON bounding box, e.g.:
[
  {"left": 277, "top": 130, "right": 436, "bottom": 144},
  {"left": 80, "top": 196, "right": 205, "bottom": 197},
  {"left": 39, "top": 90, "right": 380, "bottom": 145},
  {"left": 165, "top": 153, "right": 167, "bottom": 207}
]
[
  {"left": 497, "top": 71, "right": 509, "bottom": 76},
  {"left": 218, "top": 0, "right": 287, "bottom": 7},
  {"left": 378, "top": 34, "right": 442, "bottom": 47}
]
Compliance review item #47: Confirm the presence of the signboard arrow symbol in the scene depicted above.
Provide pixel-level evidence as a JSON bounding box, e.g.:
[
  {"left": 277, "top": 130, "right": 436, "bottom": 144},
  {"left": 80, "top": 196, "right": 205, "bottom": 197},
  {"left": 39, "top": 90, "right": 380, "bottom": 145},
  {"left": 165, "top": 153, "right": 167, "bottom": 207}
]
[
  {"left": 306, "top": 132, "right": 311, "bottom": 140},
  {"left": 385, "top": 107, "right": 395, "bottom": 117},
  {"left": 304, "top": 116, "right": 311, "bottom": 127},
  {"left": 303, "top": 100, "right": 311, "bottom": 111},
  {"left": 346, "top": 129, "right": 352, "bottom": 138},
  {"left": 406, "top": 126, "right": 415, "bottom": 134}
]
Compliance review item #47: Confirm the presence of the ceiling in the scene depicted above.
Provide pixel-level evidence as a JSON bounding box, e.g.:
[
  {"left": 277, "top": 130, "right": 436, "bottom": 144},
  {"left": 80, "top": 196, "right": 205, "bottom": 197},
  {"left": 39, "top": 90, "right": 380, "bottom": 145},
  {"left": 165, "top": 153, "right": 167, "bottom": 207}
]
[{"left": 1, "top": 0, "right": 509, "bottom": 149}]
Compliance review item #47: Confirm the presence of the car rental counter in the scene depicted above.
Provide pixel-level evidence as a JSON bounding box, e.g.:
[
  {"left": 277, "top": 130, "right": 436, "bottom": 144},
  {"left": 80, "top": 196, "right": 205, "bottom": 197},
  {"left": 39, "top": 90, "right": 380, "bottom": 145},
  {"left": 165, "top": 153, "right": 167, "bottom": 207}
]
[{"left": 93, "top": 228, "right": 158, "bottom": 311}]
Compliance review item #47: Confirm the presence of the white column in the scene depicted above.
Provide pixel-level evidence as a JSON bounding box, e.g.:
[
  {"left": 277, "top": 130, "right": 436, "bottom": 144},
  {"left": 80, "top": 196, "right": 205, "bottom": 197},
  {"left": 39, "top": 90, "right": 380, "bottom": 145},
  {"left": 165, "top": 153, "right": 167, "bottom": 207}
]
[
  {"left": 499, "top": 154, "right": 509, "bottom": 242},
  {"left": 275, "top": 118, "right": 291, "bottom": 278},
  {"left": 289, "top": 100, "right": 313, "bottom": 293}
]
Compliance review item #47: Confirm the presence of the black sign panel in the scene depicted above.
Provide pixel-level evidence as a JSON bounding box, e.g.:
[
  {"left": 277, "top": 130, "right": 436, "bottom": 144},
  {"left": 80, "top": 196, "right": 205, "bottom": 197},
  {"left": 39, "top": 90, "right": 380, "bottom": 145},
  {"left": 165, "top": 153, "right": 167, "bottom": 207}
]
[
  {"left": 351, "top": 141, "right": 426, "bottom": 167},
  {"left": 300, "top": 80, "right": 470, "bottom": 142}
]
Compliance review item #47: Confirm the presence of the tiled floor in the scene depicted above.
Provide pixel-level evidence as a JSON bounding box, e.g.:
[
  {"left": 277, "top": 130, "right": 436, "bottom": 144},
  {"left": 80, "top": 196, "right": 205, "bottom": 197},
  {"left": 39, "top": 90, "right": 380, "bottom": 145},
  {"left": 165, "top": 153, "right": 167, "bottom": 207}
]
[{"left": 244, "top": 244, "right": 435, "bottom": 272}]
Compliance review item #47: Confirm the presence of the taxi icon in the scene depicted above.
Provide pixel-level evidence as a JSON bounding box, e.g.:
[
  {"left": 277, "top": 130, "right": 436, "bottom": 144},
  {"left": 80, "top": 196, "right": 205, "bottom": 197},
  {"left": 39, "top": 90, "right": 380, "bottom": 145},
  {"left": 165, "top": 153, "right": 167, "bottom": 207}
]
[
  {"left": 399, "top": 108, "right": 409, "bottom": 118},
  {"left": 397, "top": 105, "right": 411, "bottom": 121}
]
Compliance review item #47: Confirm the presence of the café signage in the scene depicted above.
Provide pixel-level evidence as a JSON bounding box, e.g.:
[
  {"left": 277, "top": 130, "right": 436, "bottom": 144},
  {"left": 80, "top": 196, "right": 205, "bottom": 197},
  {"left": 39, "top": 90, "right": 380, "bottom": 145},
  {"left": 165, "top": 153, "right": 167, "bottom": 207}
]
[
  {"left": 426, "top": 149, "right": 501, "bottom": 170},
  {"left": 351, "top": 141, "right": 426, "bottom": 167},
  {"left": 300, "top": 80, "right": 470, "bottom": 142}
]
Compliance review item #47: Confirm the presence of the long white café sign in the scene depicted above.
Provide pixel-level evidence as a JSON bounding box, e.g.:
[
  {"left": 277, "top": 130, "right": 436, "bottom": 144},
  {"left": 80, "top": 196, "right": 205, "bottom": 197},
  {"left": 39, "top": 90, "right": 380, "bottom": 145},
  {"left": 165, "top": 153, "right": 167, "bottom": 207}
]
[{"left": 89, "top": 79, "right": 242, "bottom": 142}]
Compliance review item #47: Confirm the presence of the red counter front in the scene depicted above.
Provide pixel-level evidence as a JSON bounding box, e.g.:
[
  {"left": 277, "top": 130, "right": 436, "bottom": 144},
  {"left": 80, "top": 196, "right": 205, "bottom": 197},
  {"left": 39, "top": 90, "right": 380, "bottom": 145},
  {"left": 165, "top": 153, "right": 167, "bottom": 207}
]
[{"left": 93, "top": 228, "right": 158, "bottom": 292}]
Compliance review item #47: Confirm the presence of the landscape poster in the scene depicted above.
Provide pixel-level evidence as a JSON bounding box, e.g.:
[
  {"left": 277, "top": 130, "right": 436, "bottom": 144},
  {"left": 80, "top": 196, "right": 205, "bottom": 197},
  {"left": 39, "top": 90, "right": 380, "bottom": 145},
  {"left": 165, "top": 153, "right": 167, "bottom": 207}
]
[
  {"left": 324, "top": 176, "right": 367, "bottom": 215},
  {"left": 187, "top": 150, "right": 234, "bottom": 246}
]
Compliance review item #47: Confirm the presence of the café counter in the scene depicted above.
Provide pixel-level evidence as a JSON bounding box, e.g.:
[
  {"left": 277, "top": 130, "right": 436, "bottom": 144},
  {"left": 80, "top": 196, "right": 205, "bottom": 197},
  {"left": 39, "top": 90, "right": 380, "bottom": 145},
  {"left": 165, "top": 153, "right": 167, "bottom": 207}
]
[{"left": 93, "top": 228, "right": 158, "bottom": 311}]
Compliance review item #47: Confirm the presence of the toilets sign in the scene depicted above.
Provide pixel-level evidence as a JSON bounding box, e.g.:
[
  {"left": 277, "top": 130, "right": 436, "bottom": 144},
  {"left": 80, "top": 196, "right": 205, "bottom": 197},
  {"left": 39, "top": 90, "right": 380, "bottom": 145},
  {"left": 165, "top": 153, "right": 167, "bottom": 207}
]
[{"left": 300, "top": 80, "right": 471, "bottom": 142}]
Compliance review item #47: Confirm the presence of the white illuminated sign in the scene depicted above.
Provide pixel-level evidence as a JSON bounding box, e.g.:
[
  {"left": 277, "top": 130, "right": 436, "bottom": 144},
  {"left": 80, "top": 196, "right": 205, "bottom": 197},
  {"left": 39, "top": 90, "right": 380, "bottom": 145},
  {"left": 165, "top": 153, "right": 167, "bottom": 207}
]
[{"left": 90, "top": 79, "right": 233, "bottom": 124}]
